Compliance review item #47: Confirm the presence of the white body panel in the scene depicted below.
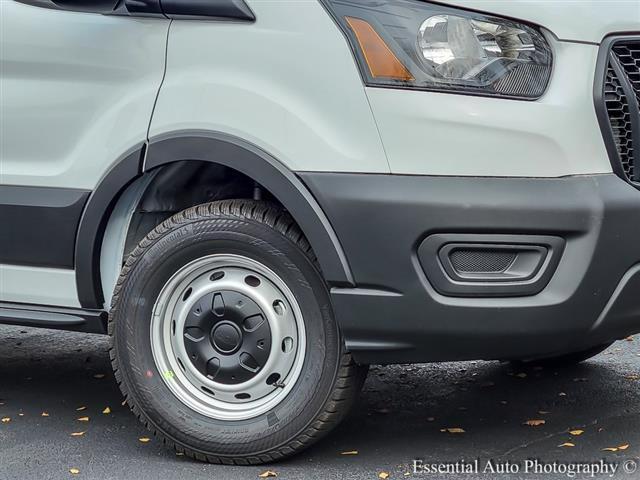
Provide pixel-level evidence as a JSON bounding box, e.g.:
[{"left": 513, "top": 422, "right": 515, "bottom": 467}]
[
  {"left": 151, "top": 0, "right": 616, "bottom": 178},
  {"left": 441, "top": 0, "right": 640, "bottom": 44},
  {"left": 0, "top": 265, "right": 79, "bottom": 307},
  {"left": 368, "top": 40, "right": 612, "bottom": 177},
  {"left": 149, "top": 1, "right": 390, "bottom": 174},
  {"left": 0, "top": 0, "right": 168, "bottom": 189}
]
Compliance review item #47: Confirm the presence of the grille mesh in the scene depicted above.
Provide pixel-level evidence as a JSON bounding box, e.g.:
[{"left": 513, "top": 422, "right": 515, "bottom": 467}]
[
  {"left": 602, "top": 39, "right": 639, "bottom": 183},
  {"left": 604, "top": 62, "right": 635, "bottom": 180},
  {"left": 613, "top": 44, "right": 640, "bottom": 105},
  {"left": 449, "top": 249, "right": 516, "bottom": 274}
]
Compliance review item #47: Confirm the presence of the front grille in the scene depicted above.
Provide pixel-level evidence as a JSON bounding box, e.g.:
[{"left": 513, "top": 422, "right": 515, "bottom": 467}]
[{"left": 597, "top": 37, "right": 640, "bottom": 185}]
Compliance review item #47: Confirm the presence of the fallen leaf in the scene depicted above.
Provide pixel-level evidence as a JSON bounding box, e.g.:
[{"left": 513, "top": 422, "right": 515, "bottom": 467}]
[
  {"left": 1, "top": 417, "right": 10, "bottom": 423},
  {"left": 258, "top": 471, "right": 277, "bottom": 478},
  {"left": 77, "top": 417, "right": 89, "bottom": 422},
  {"left": 93, "top": 373, "right": 106, "bottom": 379},
  {"left": 442, "top": 427, "right": 465, "bottom": 434},
  {"left": 515, "top": 373, "right": 527, "bottom": 379},
  {"left": 559, "top": 443, "right": 575, "bottom": 448},
  {"left": 559, "top": 392, "right": 567, "bottom": 397},
  {"left": 524, "top": 419, "right": 546, "bottom": 427},
  {"left": 41, "top": 412, "right": 50, "bottom": 417},
  {"left": 569, "top": 430, "right": 584, "bottom": 436},
  {"left": 341, "top": 451, "right": 358, "bottom": 455},
  {"left": 70, "top": 431, "right": 86, "bottom": 437},
  {"left": 102, "top": 407, "right": 111, "bottom": 415},
  {"left": 76, "top": 406, "right": 87, "bottom": 412},
  {"left": 624, "top": 375, "right": 640, "bottom": 381},
  {"left": 626, "top": 336, "right": 634, "bottom": 341},
  {"left": 69, "top": 468, "right": 80, "bottom": 475},
  {"left": 602, "top": 444, "right": 629, "bottom": 452},
  {"left": 379, "top": 473, "right": 390, "bottom": 480},
  {"left": 139, "top": 437, "right": 151, "bottom": 443},
  {"left": 18, "top": 413, "right": 24, "bottom": 417}
]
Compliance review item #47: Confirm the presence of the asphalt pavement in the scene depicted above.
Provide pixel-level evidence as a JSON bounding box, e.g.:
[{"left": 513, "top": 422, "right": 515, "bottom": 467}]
[{"left": 1, "top": 324, "right": 639, "bottom": 480}]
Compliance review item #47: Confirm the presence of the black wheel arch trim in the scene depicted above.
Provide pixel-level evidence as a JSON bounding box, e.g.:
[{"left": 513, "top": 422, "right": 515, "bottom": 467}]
[
  {"left": 143, "top": 131, "right": 355, "bottom": 286},
  {"left": 75, "top": 143, "right": 145, "bottom": 309},
  {"left": 75, "top": 131, "right": 354, "bottom": 309}
]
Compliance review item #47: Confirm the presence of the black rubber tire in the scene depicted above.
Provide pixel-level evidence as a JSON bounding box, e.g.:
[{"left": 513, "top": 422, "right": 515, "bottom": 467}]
[
  {"left": 514, "top": 343, "right": 614, "bottom": 368},
  {"left": 108, "top": 199, "right": 368, "bottom": 464}
]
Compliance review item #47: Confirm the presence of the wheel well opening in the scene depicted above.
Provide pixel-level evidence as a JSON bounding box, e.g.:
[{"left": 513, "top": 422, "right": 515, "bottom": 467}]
[
  {"left": 99, "top": 153, "right": 352, "bottom": 310},
  {"left": 89, "top": 135, "right": 353, "bottom": 311},
  {"left": 123, "top": 160, "right": 284, "bottom": 261}
]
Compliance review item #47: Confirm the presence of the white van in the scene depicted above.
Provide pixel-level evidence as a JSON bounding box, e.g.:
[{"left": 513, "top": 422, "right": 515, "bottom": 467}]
[{"left": 1, "top": 0, "right": 639, "bottom": 463}]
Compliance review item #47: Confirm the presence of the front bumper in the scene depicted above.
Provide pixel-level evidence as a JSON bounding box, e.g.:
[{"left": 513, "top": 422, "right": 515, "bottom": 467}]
[{"left": 300, "top": 172, "right": 640, "bottom": 364}]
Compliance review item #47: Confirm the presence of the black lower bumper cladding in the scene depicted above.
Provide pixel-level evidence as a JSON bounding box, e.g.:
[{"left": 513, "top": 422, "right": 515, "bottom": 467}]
[{"left": 300, "top": 172, "right": 640, "bottom": 364}]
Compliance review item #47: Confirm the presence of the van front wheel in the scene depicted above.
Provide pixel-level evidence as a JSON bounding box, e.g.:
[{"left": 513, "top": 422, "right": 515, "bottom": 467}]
[{"left": 109, "top": 200, "right": 367, "bottom": 463}]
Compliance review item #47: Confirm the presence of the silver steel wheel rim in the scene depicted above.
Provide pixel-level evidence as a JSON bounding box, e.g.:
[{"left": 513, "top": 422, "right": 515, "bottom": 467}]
[{"left": 151, "top": 254, "right": 306, "bottom": 421}]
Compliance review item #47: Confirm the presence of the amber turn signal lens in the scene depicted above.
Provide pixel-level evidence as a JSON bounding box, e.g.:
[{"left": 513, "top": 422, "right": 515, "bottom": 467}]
[{"left": 345, "top": 16, "right": 414, "bottom": 81}]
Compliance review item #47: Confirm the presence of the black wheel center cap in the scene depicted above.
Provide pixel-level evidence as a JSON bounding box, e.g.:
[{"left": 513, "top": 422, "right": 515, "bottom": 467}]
[
  {"left": 183, "top": 289, "right": 272, "bottom": 384},
  {"left": 211, "top": 321, "right": 242, "bottom": 354}
]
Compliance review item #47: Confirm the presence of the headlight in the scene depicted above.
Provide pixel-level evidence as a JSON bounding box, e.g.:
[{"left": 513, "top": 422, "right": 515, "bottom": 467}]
[{"left": 322, "top": 0, "right": 553, "bottom": 99}]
